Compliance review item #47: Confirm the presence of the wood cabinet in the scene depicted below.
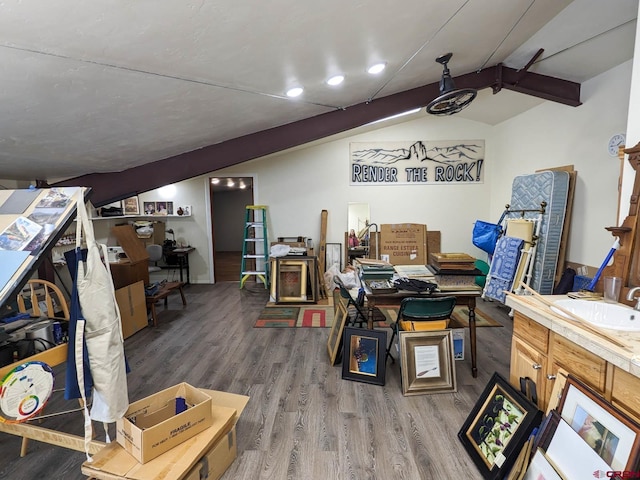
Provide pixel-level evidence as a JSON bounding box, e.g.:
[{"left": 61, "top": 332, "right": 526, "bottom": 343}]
[{"left": 510, "top": 311, "right": 640, "bottom": 422}]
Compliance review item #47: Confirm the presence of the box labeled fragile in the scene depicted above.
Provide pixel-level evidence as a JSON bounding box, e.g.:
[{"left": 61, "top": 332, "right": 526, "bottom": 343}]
[
  {"left": 116, "top": 383, "right": 213, "bottom": 463},
  {"left": 380, "top": 223, "right": 427, "bottom": 265},
  {"left": 452, "top": 328, "right": 465, "bottom": 360}
]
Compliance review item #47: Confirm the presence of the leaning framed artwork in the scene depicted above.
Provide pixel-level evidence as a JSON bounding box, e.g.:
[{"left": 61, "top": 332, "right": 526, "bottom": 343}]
[
  {"left": 275, "top": 260, "right": 308, "bottom": 303},
  {"left": 558, "top": 375, "right": 640, "bottom": 471},
  {"left": 458, "top": 371, "right": 543, "bottom": 480},
  {"left": 341, "top": 327, "right": 386, "bottom": 386},
  {"left": 398, "top": 330, "right": 456, "bottom": 396},
  {"left": 327, "top": 297, "right": 349, "bottom": 365}
]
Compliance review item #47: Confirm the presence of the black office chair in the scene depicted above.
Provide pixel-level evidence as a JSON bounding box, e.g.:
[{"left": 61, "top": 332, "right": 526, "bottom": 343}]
[
  {"left": 333, "top": 276, "right": 368, "bottom": 328},
  {"left": 385, "top": 296, "right": 456, "bottom": 363}
]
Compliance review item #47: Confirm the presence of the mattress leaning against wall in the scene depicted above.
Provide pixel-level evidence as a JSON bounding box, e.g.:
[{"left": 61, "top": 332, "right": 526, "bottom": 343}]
[{"left": 509, "top": 170, "right": 570, "bottom": 295}]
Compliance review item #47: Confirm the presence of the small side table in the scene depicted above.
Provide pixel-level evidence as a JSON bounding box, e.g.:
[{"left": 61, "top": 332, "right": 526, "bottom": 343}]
[{"left": 145, "top": 282, "right": 187, "bottom": 327}]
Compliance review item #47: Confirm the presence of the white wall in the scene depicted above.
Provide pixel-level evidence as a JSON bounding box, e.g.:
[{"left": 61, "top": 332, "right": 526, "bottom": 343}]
[
  {"left": 620, "top": 2, "right": 640, "bottom": 224},
  {"left": 491, "top": 61, "right": 632, "bottom": 268}
]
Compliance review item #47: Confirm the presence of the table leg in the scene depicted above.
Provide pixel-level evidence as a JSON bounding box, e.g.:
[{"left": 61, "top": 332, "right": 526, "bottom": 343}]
[
  {"left": 178, "top": 285, "right": 187, "bottom": 306},
  {"left": 149, "top": 302, "right": 158, "bottom": 327},
  {"left": 468, "top": 298, "right": 477, "bottom": 378}
]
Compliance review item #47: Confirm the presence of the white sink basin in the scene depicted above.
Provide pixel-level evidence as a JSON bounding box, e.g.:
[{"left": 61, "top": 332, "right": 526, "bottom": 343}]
[{"left": 551, "top": 299, "right": 640, "bottom": 332}]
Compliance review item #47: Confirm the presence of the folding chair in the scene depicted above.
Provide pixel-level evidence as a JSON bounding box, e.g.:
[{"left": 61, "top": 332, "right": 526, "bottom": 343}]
[
  {"left": 333, "top": 276, "right": 368, "bottom": 328},
  {"left": 385, "top": 296, "right": 456, "bottom": 363}
]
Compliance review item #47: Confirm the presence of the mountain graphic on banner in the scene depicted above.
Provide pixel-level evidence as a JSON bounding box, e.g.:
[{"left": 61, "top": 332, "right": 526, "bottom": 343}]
[{"left": 351, "top": 141, "right": 483, "bottom": 165}]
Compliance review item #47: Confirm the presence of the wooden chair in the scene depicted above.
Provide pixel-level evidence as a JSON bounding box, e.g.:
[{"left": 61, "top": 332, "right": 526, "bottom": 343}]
[
  {"left": 385, "top": 296, "right": 456, "bottom": 363},
  {"left": 14, "top": 279, "right": 70, "bottom": 457},
  {"left": 17, "top": 279, "right": 70, "bottom": 321}
]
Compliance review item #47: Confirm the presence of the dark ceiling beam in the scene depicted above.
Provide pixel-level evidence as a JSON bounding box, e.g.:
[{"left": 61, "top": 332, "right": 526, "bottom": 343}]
[{"left": 56, "top": 64, "right": 581, "bottom": 206}]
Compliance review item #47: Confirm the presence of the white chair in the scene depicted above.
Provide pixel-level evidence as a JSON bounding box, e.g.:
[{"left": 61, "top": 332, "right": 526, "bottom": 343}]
[{"left": 147, "top": 244, "right": 163, "bottom": 274}]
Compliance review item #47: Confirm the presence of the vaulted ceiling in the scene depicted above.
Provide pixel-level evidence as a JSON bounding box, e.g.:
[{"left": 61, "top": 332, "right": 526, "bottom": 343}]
[{"left": 0, "top": 0, "right": 636, "bottom": 205}]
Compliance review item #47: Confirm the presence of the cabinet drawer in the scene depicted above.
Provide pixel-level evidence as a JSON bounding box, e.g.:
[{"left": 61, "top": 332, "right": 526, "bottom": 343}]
[
  {"left": 513, "top": 312, "right": 549, "bottom": 353},
  {"left": 550, "top": 333, "right": 606, "bottom": 393},
  {"left": 611, "top": 367, "right": 640, "bottom": 423}
]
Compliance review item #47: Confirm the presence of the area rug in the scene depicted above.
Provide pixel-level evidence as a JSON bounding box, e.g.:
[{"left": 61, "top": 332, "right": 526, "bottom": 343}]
[
  {"left": 254, "top": 304, "right": 501, "bottom": 328},
  {"left": 254, "top": 305, "right": 334, "bottom": 327}
]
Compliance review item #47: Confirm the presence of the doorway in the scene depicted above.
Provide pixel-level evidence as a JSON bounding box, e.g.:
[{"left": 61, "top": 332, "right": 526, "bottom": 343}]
[{"left": 210, "top": 176, "right": 254, "bottom": 282}]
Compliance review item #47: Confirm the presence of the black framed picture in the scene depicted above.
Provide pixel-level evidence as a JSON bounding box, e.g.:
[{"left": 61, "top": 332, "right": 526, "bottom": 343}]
[
  {"left": 458, "top": 371, "right": 543, "bottom": 480},
  {"left": 341, "top": 327, "right": 386, "bottom": 386}
]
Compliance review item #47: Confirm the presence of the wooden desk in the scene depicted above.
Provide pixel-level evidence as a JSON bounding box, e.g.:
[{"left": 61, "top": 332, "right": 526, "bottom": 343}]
[
  {"left": 164, "top": 247, "right": 195, "bottom": 284},
  {"left": 365, "top": 289, "right": 482, "bottom": 378},
  {"left": 145, "top": 281, "right": 187, "bottom": 327}
]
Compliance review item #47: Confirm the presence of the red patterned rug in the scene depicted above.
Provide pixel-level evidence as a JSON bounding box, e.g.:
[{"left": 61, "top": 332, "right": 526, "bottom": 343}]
[{"left": 254, "top": 305, "right": 334, "bottom": 327}]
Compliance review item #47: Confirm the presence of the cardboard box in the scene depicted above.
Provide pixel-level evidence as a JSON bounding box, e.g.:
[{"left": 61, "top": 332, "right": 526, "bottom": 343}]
[
  {"left": 82, "top": 389, "right": 249, "bottom": 480},
  {"left": 184, "top": 427, "right": 238, "bottom": 480},
  {"left": 379, "top": 223, "right": 427, "bottom": 265},
  {"left": 115, "top": 280, "right": 148, "bottom": 339},
  {"left": 116, "top": 383, "right": 213, "bottom": 463}
]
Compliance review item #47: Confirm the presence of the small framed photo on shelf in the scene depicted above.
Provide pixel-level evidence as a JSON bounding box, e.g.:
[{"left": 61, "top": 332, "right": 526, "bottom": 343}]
[
  {"left": 558, "top": 375, "right": 640, "bottom": 471},
  {"left": 341, "top": 326, "right": 386, "bottom": 386},
  {"left": 155, "top": 201, "right": 168, "bottom": 215},
  {"left": 143, "top": 201, "right": 156, "bottom": 215},
  {"left": 398, "top": 330, "right": 457, "bottom": 396},
  {"left": 458, "top": 372, "right": 543, "bottom": 480},
  {"left": 121, "top": 196, "right": 140, "bottom": 216}
]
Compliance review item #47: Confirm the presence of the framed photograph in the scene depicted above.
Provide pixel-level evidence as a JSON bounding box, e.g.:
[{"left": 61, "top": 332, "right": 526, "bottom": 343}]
[
  {"left": 398, "top": 330, "right": 457, "bottom": 396},
  {"left": 156, "top": 201, "right": 168, "bottom": 215},
  {"left": 276, "top": 260, "right": 308, "bottom": 303},
  {"left": 143, "top": 201, "right": 156, "bottom": 215},
  {"left": 327, "top": 296, "right": 349, "bottom": 365},
  {"left": 558, "top": 375, "right": 640, "bottom": 471},
  {"left": 341, "top": 326, "right": 386, "bottom": 386},
  {"left": 458, "top": 372, "right": 543, "bottom": 480},
  {"left": 166, "top": 201, "right": 174, "bottom": 215},
  {"left": 122, "top": 196, "right": 140, "bottom": 215},
  {"left": 325, "top": 242, "right": 342, "bottom": 270},
  {"left": 523, "top": 449, "right": 562, "bottom": 480}
]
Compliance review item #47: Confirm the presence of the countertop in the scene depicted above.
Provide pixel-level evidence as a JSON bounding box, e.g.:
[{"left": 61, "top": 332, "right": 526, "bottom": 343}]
[{"left": 505, "top": 293, "right": 640, "bottom": 379}]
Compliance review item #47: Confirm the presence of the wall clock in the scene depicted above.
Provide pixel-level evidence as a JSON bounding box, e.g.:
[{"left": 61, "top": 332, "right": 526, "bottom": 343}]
[{"left": 608, "top": 133, "right": 626, "bottom": 156}]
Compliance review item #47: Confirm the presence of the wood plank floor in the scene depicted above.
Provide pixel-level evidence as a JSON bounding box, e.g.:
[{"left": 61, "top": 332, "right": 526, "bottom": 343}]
[{"left": 0, "top": 283, "right": 514, "bottom": 479}]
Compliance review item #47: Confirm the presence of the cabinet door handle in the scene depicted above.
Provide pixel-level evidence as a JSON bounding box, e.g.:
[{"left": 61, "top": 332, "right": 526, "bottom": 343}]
[
  {"left": 546, "top": 374, "right": 556, "bottom": 380},
  {"left": 532, "top": 363, "right": 542, "bottom": 370}
]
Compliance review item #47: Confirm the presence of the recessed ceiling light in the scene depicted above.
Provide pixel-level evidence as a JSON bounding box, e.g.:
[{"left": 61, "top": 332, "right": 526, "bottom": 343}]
[
  {"left": 286, "top": 87, "right": 304, "bottom": 97},
  {"left": 239, "top": 183, "right": 246, "bottom": 189},
  {"left": 327, "top": 75, "right": 344, "bottom": 86},
  {"left": 211, "top": 178, "right": 220, "bottom": 184},
  {"left": 367, "top": 63, "right": 386, "bottom": 74},
  {"left": 227, "top": 179, "right": 235, "bottom": 187}
]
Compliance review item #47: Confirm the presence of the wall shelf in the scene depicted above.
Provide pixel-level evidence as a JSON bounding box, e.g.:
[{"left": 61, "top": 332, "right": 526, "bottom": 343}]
[{"left": 90, "top": 214, "right": 191, "bottom": 220}]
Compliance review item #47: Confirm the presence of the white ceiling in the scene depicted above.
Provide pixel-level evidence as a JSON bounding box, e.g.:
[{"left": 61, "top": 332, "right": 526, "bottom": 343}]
[{"left": 0, "top": 0, "right": 636, "bottom": 183}]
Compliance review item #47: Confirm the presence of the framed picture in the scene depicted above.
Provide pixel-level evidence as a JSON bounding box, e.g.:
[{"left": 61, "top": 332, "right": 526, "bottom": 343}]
[
  {"left": 121, "top": 196, "right": 140, "bottom": 215},
  {"left": 458, "top": 371, "right": 543, "bottom": 480},
  {"left": 523, "top": 449, "right": 562, "bottom": 480},
  {"left": 327, "top": 295, "right": 349, "bottom": 365},
  {"left": 341, "top": 326, "right": 386, "bottom": 386},
  {"left": 325, "top": 243, "right": 342, "bottom": 270},
  {"left": 558, "top": 375, "right": 640, "bottom": 471},
  {"left": 143, "top": 201, "right": 156, "bottom": 215},
  {"left": 398, "top": 330, "right": 457, "bottom": 396},
  {"left": 156, "top": 201, "right": 168, "bottom": 215},
  {"left": 276, "top": 260, "right": 308, "bottom": 302}
]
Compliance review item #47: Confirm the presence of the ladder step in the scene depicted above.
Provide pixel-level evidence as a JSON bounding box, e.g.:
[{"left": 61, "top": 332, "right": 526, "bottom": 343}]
[
  {"left": 243, "top": 254, "right": 263, "bottom": 259},
  {"left": 242, "top": 271, "right": 266, "bottom": 275},
  {"left": 244, "top": 238, "right": 262, "bottom": 242}
]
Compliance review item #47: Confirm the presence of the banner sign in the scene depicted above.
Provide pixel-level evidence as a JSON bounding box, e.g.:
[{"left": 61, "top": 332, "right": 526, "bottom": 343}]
[{"left": 350, "top": 140, "right": 485, "bottom": 185}]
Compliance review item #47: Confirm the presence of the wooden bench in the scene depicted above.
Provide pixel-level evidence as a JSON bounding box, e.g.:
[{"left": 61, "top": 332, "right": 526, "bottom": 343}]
[{"left": 145, "top": 282, "right": 187, "bottom": 327}]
